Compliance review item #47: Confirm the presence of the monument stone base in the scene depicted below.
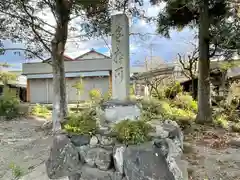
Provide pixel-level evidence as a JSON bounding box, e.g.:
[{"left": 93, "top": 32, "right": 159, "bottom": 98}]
[{"left": 97, "top": 99, "right": 141, "bottom": 126}]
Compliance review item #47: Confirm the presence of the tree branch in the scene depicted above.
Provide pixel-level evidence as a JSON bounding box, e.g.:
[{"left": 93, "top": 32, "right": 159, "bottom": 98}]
[
  {"left": 1, "top": 48, "right": 45, "bottom": 61},
  {"left": 0, "top": 8, "right": 54, "bottom": 36},
  {"left": 20, "top": 1, "right": 52, "bottom": 53}
]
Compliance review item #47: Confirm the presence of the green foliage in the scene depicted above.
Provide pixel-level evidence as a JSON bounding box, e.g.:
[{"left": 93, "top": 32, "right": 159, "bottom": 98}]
[
  {"left": 89, "top": 88, "right": 102, "bottom": 102},
  {"left": 130, "top": 85, "right": 135, "bottom": 96},
  {"left": 150, "top": 86, "right": 166, "bottom": 100},
  {"left": 140, "top": 98, "right": 163, "bottom": 120},
  {"left": 113, "top": 119, "right": 152, "bottom": 144},
  {"left": 31, "top": 104, "right": 51, "bottom": 119},
  {"left": 140, "top": 96, "right": 196, "bottom": 128},
  {"left": 213, "top": 114, "right": 229, "bottom": 129},
  {"left": 9, "top": 162, "right": 24, "bottom": 179},
  {"left": 220, "top": 61, "right": 239, "bottom": 72},
  {"left": 73, "top": 77, "right": 84, "bottom": 111},
  {"left": 151, "top": 0, "right": 228, "bottom": 37},
  {"left": 160, "top": 101, "right": 196, "bottom": 128},
  {"left": 64, "top": 108, "right": 97, "bottom": 135},
  {"left": 173, "top": 93, "right": 198, "bottom": 112},
  {"left": 102, "top": 90, "right": 112, "bottom": 101},
  {"left": 0, "top": 87, "right": 20, "bottom": 120},
  {"left": 73, "top": 77, "right": 84, "bottom": 95},
  {"left": 164, "top": 81, "right": 183, "bottom": 99},
  {"left": 0, "top": 63, "right": 17, "bottom": 83},
  {"left": 232, "top": 123, "right": 240, "bottom": 133}
]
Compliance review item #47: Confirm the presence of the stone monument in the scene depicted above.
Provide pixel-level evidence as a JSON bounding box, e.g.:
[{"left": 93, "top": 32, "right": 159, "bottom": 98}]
[
  {"left": 99, "top": 13, "right": 141, "bottom": 125},
  {"left": 111, "top": 13, "right": 130, "bottom": 101}
]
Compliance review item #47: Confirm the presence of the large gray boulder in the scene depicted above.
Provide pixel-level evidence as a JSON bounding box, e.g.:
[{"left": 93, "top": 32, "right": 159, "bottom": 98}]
[
  {"left": 84, "top": 147, "right": 112, "bottom": 170},
  {"left": 123, "top": 143, "right": 175, "bottom": 180},
  {"left": 113, "top": 145, "right": 126, "bottom": 174},
  {"left": 45, "top": 134, "right": 82, "bottom": 179},
  {"left": 68, "top": 134, "right": 90, "bottom": 147}
]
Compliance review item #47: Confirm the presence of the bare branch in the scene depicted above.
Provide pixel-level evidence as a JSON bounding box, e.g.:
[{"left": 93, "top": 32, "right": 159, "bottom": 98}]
[{"left": 177, "top": 45, "right": 198, "bottom": 80}]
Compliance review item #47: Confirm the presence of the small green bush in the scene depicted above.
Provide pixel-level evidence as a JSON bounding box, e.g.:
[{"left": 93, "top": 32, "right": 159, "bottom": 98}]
[
  {"left": 0, "top": 88, "right": 20, "bottom": 120},
  {"left": 64, "top": 108, "right": 97, "bottom": 135},
  {"left": 213, "top": 114, "right": 229, "bottom": 129},
  {"left": 157, "top": 100, "right": 196, "bottom": 128},
  {"left": 140, "top": 98, "right": 163, "bottom": 120},
  {"left": 140, "top": 97, "right": 196, "bottom": 127},
  {"left": 9, "top": 162, "right": 24, "bottom": 179},
  {"left": 31, "top": 104, "right": 51, "bottom": 119},
  {"left": 164, "top": 81, "right": 183, "bottom": 99},
  {"left": 89, "top": 89, "right": 102, "bottom": 102},
  {"left": 173, "top": 93, "right": 198, "bottom": 112},
  {"left": 113, "top": 119, "right": 152, "bottom": 144},
  {"left": 150, "top": 86, "right": 166, "bottom": 100}
]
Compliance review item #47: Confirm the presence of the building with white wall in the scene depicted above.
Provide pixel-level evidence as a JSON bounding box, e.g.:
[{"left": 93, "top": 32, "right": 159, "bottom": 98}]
[{"left": 22, "top": 49, "right": 112, "bottom": 103}]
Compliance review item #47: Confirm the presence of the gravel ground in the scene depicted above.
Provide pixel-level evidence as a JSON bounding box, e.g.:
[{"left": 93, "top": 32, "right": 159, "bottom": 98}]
[
  {"left": 184, "top": 125, "right": 240, "bottom": 180},
  {"left": 0, "top": 117, "right": 53, "bottom": 180}
]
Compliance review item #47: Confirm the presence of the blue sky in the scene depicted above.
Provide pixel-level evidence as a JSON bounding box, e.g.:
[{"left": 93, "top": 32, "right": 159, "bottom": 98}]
[{"left": 0, "top": 2, "right": 197, "bottom": 70}]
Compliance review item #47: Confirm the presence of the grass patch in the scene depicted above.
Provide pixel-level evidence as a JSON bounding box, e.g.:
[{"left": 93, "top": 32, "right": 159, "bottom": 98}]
[
  {"left": 112, "top": 119, "right": 152, "bottom": 145},
  {"left": 9, "top": 162, "right": 24, "bottom": 179}
]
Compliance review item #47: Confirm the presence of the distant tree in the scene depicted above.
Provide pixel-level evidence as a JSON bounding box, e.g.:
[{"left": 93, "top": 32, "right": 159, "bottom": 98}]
[
  {"left": 144, "top": 75, "right": 170, "bottom": 99},
  {"left": 177, "top": 44, "right": 198, "bottom": 98},
  {"left": 0, "top": 63, "right": 17, "bottom": 84},
  {"left": 151, "top": 0, "right": 228, "bottom": 123}
]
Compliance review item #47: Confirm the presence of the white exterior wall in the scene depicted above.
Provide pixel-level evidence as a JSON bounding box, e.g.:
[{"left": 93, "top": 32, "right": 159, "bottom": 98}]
[{"left": 28, "top": 77, "right": 109, "bottom": 104}]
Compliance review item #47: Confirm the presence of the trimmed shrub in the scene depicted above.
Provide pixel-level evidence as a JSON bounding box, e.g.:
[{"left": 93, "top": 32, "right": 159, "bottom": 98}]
[
  {"left": 113, "top": 119, "right": 152, "bottom": 144},
  {"left": 64, "top": 108, "right": 97, "bottom": 135}
]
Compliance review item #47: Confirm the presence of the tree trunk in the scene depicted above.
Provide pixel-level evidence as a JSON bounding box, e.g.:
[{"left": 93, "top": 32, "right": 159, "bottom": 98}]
[
  {"left": 51, "top": 0, "right": 72, "bottom": 132},
  {"left": 192, "top": 77, "right": 197, "bottom": 99},
  {"left": 196, "top": 0, "right": 212, "bottom": 123}
]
